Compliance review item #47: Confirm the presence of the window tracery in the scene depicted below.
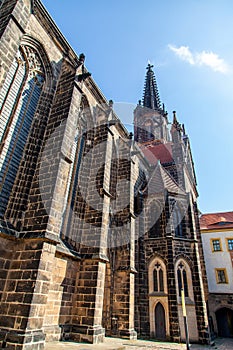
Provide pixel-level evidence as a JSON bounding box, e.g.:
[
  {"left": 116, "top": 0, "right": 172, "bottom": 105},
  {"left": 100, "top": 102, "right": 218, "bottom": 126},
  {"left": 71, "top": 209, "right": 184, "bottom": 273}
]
[
  {"left": 153, "top": 261, "right": 164, "bottom": 292},
  {"left": 0, "top": 45, "right": 45, "bottom": 216},
  {"left": 148, "top": 258, "right": 167, "bottom": 295},
  {"left": 177, "top": 261, "right": 188, "bottom": 297}
]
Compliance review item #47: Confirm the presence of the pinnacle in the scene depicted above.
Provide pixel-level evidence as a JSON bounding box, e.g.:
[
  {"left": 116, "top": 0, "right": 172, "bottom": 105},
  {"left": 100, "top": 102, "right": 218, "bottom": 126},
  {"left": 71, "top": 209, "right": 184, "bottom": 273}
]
[{"left": 142, "top": 63, "right": 161, "bottom": 110}]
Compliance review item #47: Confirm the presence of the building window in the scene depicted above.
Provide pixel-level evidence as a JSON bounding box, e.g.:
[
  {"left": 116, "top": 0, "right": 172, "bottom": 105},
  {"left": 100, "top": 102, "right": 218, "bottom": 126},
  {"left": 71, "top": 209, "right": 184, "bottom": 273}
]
[
  {"left": 215, "top": 269, "right": 228, "bottom": 284},
  {"left": 177, "top": 262, "right": 188, "bottom": 297},
  {"left": 169, "top": 198, "right": 184, "bottom": 237},
  {"left": 227, "top": 239, "right": 233, "bottom": 251},
  {"left": 153, "top": 262, "right": 164, "bottom": 292},
  {"left": 0, "top": 45, "right": 45, "bottom": 217},
  {"left": 211, "top": 239, "right": 222, "bottom": 252},
  {"left": 149, "top": 258, "right": 167, "bottom": 295},
  {"left": 174, "top": 211, "right": 183, "bottom": 237},
  {"left": 148, "top": 200, "right": 162, "bottom": 238}
]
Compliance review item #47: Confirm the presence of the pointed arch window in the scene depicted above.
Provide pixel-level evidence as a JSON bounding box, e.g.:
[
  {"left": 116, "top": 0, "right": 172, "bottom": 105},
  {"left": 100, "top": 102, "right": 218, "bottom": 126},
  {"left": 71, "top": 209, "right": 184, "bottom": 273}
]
[
  {"left": 148, "top": 200, "right": 162, "bottom": 238},
  {"left": 61, "top": 95, "right": 93, "bottom": 241},
  {"left": 0, "top": 45, "right": 45, "bottom": 217},
  {"left": 177, "top": 262, "right": 188, "bottom": 297},
  {"left": 153, "top": 262, "right": 164, "bottom": 292},
  {"left": 172, "top": 206, "right": 183, "bottom": 237},
  {"left": 134, "top": 168, "right": 147, "bottom": 217},
  {"left": 145, "top": 119, "right": 154, "bottom": 141}
]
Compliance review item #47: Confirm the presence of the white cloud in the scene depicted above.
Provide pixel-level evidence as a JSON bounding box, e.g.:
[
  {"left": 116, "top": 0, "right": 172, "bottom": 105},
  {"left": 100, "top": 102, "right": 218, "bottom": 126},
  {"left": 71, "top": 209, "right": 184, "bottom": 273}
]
[
  {"left": 168, "top": 45, "right": 195, "bottom": 65},
  {"left": 168, "top": 44, "right": 230, "bottom": 73},
  {"left": 196, "top": 51, "right": 229, "bottom": 73}
]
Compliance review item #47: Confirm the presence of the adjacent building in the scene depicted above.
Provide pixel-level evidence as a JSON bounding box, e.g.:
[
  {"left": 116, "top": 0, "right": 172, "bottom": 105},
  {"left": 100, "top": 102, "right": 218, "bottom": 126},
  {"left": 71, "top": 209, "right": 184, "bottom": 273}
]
[
  {"left": 200, "top": 212, "right": 233, "bottom": 338},
  {"left": 0, "top": 0, "right": 209, "bottom": 348}
]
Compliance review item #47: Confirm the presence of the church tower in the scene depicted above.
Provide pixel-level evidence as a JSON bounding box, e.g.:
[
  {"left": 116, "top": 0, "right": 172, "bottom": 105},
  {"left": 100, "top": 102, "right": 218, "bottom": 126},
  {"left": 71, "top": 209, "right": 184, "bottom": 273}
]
[
  {"left": 134, "top": 65, "right": 209, "bottom": 344},
  {"left": 134, "top": 64, "right": 169, "bottom": 144}
]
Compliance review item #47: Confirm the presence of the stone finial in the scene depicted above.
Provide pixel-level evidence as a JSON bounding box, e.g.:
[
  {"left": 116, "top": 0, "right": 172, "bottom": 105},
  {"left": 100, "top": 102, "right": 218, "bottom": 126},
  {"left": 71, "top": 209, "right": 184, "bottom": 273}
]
[
  {"left": 79, "top": 53, "right": 85, "bottom": 64},
  {"left": 173, "top": 110, "right": 177, "bottom": 122}
]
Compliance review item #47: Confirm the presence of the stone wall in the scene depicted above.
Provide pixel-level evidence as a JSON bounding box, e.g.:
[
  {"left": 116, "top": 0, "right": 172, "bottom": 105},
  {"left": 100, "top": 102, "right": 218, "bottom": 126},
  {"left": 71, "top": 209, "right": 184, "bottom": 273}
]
[
  {"left": 0, "top": 0, "right": 210, "bottom": 348},
  {"left": 0, "top": 235, "right": 57, "bottom": 349}
]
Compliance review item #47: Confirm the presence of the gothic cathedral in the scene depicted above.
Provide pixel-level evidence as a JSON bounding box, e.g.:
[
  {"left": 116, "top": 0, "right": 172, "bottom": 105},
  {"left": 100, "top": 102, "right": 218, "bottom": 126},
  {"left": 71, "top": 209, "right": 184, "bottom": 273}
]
[{"left": 0, "top": 1, "right": 209, "bottom": 349}]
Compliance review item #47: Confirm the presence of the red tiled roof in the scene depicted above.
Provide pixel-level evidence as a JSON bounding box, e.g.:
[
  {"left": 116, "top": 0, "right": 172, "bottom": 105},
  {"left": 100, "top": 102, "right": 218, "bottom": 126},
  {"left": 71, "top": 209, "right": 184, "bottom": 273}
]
[
  {"left": 200, "top": 211, "right": 233, "bottom": 230},
  {"left": 140, "top": 142, "right": 173, "bottom": 165}
]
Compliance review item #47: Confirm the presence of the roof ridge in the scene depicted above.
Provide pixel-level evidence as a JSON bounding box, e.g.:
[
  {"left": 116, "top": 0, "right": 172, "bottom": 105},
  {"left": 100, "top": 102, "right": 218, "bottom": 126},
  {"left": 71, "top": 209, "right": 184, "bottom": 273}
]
[
  {"left": 201, "top": 211, "right": 233, "bottom": 216},
  {"left": 144, "top": 161, "right": 185, "bottom": 196}
]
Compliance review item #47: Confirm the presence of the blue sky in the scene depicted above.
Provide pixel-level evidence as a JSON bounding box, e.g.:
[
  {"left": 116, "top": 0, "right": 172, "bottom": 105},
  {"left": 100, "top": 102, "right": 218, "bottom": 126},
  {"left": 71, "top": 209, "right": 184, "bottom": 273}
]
[{"left": 41, "top": 0, "right": 233, "bottom": 214}]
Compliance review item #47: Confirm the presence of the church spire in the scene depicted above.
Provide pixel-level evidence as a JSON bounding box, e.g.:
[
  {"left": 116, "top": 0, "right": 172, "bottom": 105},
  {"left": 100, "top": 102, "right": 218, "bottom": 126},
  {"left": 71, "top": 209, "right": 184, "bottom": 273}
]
[{"left": 142, "top": 63, "right": 161, "bottom": 110}]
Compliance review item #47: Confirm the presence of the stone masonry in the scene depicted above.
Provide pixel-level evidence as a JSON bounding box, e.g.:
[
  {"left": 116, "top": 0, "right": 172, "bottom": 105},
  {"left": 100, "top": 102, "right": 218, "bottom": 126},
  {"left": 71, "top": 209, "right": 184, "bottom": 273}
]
[{"left": 0, "top": 1, "right": 209, "bottom": 349}]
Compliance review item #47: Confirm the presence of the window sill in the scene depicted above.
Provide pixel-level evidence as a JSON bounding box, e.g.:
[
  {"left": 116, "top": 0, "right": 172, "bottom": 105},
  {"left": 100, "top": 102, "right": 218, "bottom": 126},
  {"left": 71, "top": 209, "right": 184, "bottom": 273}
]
[{"left": 149, "top": 292, "right": 167, "bottom": 297}]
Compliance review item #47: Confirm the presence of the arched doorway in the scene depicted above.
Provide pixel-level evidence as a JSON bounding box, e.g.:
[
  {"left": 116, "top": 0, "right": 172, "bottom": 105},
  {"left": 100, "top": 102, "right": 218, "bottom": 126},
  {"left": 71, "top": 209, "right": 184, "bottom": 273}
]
[
  {"left": 216, "top": 308, "right": 233, "bottom": 337},
  {"left": 155, "top": 302, "right": 166, "bottom": 339}
]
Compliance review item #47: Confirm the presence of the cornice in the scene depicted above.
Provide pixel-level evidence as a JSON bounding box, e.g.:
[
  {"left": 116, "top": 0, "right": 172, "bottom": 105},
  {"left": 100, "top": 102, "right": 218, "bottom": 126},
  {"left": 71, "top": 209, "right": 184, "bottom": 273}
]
[
  {"left": 201, "top": 228, "right": 233, "bottom": 234},
  {"left": 33, "top": 0, "right": 79, "bottom": 67}
]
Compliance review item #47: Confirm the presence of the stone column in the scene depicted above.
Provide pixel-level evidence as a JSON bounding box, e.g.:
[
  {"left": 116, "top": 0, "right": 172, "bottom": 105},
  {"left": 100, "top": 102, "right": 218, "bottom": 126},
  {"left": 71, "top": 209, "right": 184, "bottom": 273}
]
[
  {"left": 70, "top": 122, "right": 114, "bottom": 343},
  {"left": 189, "top": 196, "right": 209, "bottom": 343},
  {"left": 166, "top": 235, "right": 180, "bottom": 343},
  {"left": 113, "top": 255, "right": 137, "bottom": 339},
  {"left": 110, "top": 152, "right": 137, "bottom": 340},
  {"left": 71, "top": 258, "right": 106, "bottom": 343},
  {"left": 0, "top": 239, "right": 56, "bottom": 350}
]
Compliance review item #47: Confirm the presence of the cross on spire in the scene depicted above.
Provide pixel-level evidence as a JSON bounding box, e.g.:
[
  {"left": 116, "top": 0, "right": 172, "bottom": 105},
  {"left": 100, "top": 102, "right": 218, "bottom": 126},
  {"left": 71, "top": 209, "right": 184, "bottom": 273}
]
[
  {"left": 147, "top": 63, "right": 154, "bottom": 70},
  {"left": 143, "top": 63, "right": 161, "bottom": 110}
]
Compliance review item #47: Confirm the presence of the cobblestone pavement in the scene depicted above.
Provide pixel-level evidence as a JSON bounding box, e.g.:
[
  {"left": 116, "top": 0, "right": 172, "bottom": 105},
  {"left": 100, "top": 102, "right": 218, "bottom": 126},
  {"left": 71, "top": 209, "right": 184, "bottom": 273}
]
[
  {"left": 45, "top": 337, "right": 233, "bottom": 350},
  {"left": 211, "top": 337, "right": 233, "bottom": 350}
]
